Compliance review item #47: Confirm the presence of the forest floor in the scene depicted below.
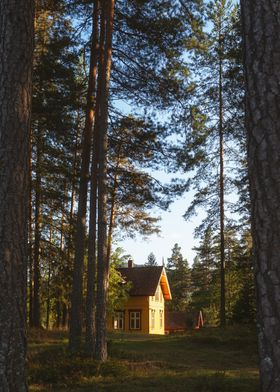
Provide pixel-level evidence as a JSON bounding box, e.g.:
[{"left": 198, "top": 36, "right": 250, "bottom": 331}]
[{"left": 29, "top": 325, "right": 259, "bottom": 392}]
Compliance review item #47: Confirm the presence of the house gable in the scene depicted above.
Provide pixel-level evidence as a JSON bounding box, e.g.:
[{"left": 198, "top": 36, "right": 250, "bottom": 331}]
[{"left": 108, "top": 265, "right": 172, "bottom": 335}]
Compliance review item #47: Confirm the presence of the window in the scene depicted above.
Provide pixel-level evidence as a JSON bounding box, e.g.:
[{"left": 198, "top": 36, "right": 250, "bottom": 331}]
[
  {"left": 151, "top": 309, "right": 156, "bottom": 330},
  {"left": 159, "top": 310, "right": 163, "bottom": 329},
  {"left": 129, "top": 311, "right": 141, "bottom": 330},
  {"left": 113, "top": 311, "right": 124, "bottom": 330},
  {"left": 155, "top": 286, "right": 163, "bottom": 302},
  {"left": 160, "top": 290, "right": 163, "bottom": 302},
  {"left": 155, "top": 286, "right": 160, "bottom": 301}
]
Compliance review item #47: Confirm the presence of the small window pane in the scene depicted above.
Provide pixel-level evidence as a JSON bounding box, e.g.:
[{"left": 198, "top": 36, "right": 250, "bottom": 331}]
[
  {"left": 114, "top": 312, "right": 124, "bottom": 330},
  {"left": 130, "top": 311, "right": 141, "bottom": 330}
]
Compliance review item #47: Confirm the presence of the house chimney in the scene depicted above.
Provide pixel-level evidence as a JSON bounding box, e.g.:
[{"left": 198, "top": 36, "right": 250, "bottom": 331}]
[{"left": 128, "top": 259, "right": 133, "bottom": 268}]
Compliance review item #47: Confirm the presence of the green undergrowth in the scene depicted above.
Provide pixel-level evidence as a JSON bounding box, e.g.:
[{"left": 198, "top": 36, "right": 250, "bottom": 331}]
[{"left": 29, "top": 325, "right": 259, "bottom": 392}]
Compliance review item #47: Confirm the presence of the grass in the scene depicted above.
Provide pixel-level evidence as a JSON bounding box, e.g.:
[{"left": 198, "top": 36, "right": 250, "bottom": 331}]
[{"left": 28, "top": 326, "right": 259, "bottom": 392}]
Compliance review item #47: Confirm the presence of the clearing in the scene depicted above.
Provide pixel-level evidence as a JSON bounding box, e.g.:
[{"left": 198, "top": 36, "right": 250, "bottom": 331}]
[{"left": 29, "top": 326, "right": 259, "bottom": 392}]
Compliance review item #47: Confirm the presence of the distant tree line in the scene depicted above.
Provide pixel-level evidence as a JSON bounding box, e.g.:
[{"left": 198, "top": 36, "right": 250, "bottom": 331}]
[{"left": 166, "top": 238, "right": 255, "bottom": 326}]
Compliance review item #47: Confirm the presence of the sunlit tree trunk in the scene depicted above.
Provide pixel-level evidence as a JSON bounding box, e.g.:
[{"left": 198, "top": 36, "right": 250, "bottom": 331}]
[
  {"left": 69, "top": 0, "right": 99, "bottom": 352},
  {"left": 107, "top": 149, "right": 122, "bottom": 264},
  {"left": 85, "top": 114, "right": 99, "bottom": 354},
  {"left": 0, "top": 0, "right": 34, "bottom": 389},
  {"left": 85, "top": 0, "right": 100, "bottom": 356},
  {"left": 241, "top": 1, "right": 280, "bottom": 391},
  {"left": 95, "top": 0, "right": 115, "bottom": 362}
]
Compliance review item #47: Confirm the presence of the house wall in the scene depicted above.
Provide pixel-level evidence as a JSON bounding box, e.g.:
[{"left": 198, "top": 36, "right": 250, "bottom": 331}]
[
  {"left": 148, "top": 284, "right": 165, "bottom": 335},
  {"left": 108, "top": 284, "right": 166, "bottom": 335},
  {"left": 108, "top": 296, "right": 150, "bottom": 333}
]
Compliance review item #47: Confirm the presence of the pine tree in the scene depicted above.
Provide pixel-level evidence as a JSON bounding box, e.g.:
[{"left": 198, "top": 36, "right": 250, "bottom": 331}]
[
  {"left": 176, "top": 0, "right": 245, "bottom": 325},
  {"left": 191, "top": 228, "right": 219, "bottom": 323},
  {"left": 31, "top": 0, "right": 84, "bottom": 329},
  {"left": 69, "top": 0, "right": 99, "bottom": 353},
  {"left": 95, "top": 0, "right": 115, "bottom": 362},
  {"left": 241, "top": 1, "right": 280, "bottom": 387},
  {"left": 145, "top": 253, "right": 158, "bottom": 266},
  {"left": 0, "top": 0, "right": 34, "bottom": 388},
  {"left": 167, "top": 244, "right": 192, "bottom": 311}
]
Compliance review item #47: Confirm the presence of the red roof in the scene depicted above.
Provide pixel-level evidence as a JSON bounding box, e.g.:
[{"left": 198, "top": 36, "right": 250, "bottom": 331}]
[{"left": 165, "top": 312, "right": 188, "bottom": 331}]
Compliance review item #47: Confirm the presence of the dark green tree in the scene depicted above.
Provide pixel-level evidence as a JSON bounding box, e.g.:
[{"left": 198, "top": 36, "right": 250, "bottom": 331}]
[
  {"left": 190, "top": 227, "right": 219, "bottom": 323},
  {"left": 145, "top": 253, "right": 158, "bottom": 266},
  {"left": 167, "top": 244, "right": 192, "bottom": 311},
  {"left": 174, "top": 0, "right": 245, "bottom": 325},
  {"left": 31, "top": 0, "right": 84, "bottom": 328}
]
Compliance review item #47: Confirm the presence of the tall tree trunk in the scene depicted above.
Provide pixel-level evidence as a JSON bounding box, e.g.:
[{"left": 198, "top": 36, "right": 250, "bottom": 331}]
[
  {"left": 46, "top": 262, "right": 51, "bottom": 330},
  {"left": 241, "top": 1, "right": 280, "bottom": 391},
  {"left": 56, "top": 300, "right": 62, "bottom": 329},
  {"left": 62, "top": 303, "right": 69, "bottom": 330},
  {"left": 67, "top": 117, "right": 80, "bottom": 266},
  {"left": 107, "top": 174, "right": 118, "bottom": 264},
  {"left": 46, "top": 217, "right": 53, "bottom": 330},
  {"left": 0, "top": 0, "right": 34, "bottom": 390},
  {"left": 29, "top": 144, "right": 34, "bottom": 327},
  {"left": 218, "top": 30, "right": 226, "bottom": 327},
  {"left": 107, "top": 149, "right": 122, "bottom": 264},
  {"left": 69, "top": 0, "right": 99, "bottom": 352},
  {"left": 85, "top": 131, "right": 98, "bottom": 355},
  {"left": 85, "top": 0, "right": 101, "bottom": 356},
  {"left": 95, "top": 0, "right": 115, "bottom": 362},
  {"left": 33, "top": 129, "right": 43, "bottom": 328}
]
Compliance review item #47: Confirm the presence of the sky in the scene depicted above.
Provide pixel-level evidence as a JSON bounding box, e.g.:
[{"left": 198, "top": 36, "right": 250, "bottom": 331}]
[{"left": 115, "top": 186, "right": 204, "bottom": 267}]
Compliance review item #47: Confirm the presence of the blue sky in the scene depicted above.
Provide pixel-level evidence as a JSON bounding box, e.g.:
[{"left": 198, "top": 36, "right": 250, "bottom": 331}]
[
  {"left": 115, "top": 185, "right": 204, "bottom": 266},
  {"left": 118, "top": 198, "right": 200, "bottom": 266}
]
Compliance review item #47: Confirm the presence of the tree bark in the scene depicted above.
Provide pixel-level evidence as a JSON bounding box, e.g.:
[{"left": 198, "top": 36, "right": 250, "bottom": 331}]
[
  {"left": 46, "top": 217, "right": 53, "bottom": 330},
  {"left": 69, "top": 0, "right": 99, "bottom": 352},
  {"left": 107, "top": 148, "right": 122, "bottom": 265},
  {"left": 218, "top": 29, "right": 226, "bottom": 327},
  {"left": 85, "top": 121, "right": 98, "bottom": 355},
  {"left": 85, "top": 0, "right": 100, "bottom": 356},
  {"left": 0, "top": 0, "right": 34, "bottom": 390},
  {"left": 95, "top": 0, "right": 115, "bottom": 362},
  {"left": 33, "top": 129, "right": 43, "bottom": 328},
  {"left": 28, "top": 146, "right": 34, "bottom": 327},
  {"left": 241, "top": 1, "right": 280, "bottom": 391}
]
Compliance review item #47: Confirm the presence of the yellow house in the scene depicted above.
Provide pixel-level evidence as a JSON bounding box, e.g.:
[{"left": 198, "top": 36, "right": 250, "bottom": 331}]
[{"left": 108, "top": 263, "right": 172, "bottom": 335}]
